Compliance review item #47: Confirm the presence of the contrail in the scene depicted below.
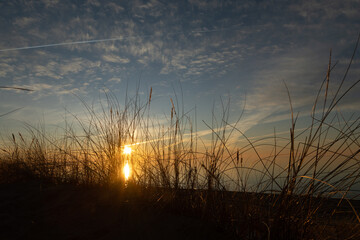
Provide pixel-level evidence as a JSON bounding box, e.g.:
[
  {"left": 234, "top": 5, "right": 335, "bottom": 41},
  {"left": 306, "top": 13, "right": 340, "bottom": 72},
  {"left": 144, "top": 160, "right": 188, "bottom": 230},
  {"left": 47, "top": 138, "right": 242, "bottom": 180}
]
[
  {"left": 0, "top": 36, "right": 141, "bottom": 52},
  {"left": 0, "top": 107, "right": 24, "bottom": 118},
  {"left": 0, "top": 27, "right": 241, "bottom": 52}
]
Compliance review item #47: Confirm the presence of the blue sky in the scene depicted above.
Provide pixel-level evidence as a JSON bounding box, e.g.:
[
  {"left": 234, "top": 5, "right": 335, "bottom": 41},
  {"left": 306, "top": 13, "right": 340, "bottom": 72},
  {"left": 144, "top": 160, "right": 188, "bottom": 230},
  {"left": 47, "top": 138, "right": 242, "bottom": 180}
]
[{"left": 1, "top": 0, "right": 360, "bottom": 143}]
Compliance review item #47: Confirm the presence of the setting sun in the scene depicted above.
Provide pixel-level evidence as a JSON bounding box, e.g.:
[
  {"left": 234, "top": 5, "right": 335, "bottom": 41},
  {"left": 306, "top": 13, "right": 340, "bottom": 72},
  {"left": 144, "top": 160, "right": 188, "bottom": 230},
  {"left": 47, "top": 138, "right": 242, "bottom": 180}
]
[
  {"left": 123, "top": 162, "right": 131, "bottom": 181},
  {"left": 123, "top": 145, "right": 132, "bottom": 155}
]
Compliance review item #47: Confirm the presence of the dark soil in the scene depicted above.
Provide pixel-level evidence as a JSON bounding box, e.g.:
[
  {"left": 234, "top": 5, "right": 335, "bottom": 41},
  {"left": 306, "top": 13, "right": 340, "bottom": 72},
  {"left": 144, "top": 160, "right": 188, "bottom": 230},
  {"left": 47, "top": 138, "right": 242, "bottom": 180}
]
[{"left": 0, "top": 181, "right": 235, "bottom": 240}]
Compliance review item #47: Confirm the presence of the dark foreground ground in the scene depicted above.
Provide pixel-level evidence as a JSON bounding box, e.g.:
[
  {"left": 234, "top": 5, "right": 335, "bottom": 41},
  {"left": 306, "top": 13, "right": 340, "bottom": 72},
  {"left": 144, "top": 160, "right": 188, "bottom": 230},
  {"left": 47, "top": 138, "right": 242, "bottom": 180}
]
[
  {"left": 1, "top": 180, "right": 360, "bottom": 240},
  {"left": 0, "top": 181, "right": 235, "bottom": 240}
]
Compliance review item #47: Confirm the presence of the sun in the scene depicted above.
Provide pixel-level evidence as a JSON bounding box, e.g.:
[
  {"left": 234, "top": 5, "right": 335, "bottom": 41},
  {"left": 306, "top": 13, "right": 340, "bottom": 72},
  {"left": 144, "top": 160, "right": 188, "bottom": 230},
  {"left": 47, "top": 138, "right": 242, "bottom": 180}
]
[{"left": 123, "top": 145, "right": 132, "bottom": 155}]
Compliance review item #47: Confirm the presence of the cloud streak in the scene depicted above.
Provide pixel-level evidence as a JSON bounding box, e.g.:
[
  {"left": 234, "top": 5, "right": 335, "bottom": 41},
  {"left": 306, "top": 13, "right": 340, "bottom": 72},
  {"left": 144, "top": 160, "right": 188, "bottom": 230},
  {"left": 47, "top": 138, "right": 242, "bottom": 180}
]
[{"left": 0, "top": 86, "right": 34, "bottom": 92}]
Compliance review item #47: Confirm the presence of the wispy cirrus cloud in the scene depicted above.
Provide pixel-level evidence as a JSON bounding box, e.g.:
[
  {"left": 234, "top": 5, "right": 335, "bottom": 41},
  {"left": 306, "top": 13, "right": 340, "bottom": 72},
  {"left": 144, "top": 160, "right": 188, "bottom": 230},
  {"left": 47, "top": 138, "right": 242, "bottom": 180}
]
[
  {"left": 13, "top": 16, "right": 39, "bottom": 28},
  {"left": 102, "top": 54, "right": 130, "bottom": 64}
]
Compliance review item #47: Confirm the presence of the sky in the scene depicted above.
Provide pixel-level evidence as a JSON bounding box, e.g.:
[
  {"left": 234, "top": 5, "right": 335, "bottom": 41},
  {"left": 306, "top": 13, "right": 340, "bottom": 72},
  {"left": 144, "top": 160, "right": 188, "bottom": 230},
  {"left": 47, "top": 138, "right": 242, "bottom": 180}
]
[{"left": 0, "top": 0, "right": 360, "bottom": 144}]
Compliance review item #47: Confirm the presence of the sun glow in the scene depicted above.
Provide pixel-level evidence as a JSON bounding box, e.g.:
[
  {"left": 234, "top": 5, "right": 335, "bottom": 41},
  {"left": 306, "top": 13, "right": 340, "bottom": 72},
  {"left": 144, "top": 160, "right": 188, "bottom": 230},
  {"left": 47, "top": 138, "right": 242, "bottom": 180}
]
[
  {"left": 123, "top": 145, "right": 132, "bottom": 155},
  {"left": 123, "top": 162, "right": 131, "bottom": 181}
]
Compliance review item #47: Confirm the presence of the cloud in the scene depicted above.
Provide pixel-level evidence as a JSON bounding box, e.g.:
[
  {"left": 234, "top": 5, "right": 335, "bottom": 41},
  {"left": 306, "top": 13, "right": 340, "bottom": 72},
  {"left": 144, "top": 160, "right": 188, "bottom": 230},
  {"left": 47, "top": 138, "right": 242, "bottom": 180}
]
[
  {"left": 59, "top": 59, "right": 85, "bottom": 74},
  {"left": 188, "top": 0, "right": 222, "bottom": 9},
  {"left": 158, "top": 39, "right": 244, "bottom": 82},
  {"left": 41, "top": 0, "right": 61, "bottom": 8},
  {"left": 289, "top": 0, "right": 360, "bottom": 22},
  {"left": 34, "top": 65, "right": 61, "bottom": 79},
  {"left": 102, "top": 54, "right": 130, "bottom": 64},
  {"left": 13, "top": 17, "right": 39, "bottom": 28},
  {"left": 108, "top": 77, "right": 121, "bottom": 83},
  {"left": 0, "top": 63, "right": 15, "bottom": 77},
  {"left": 246, "top": 48, "right": 328, "bottom": 109},
  {"left": 105, "top": 2, "right": 124, "bottom": 13}
]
